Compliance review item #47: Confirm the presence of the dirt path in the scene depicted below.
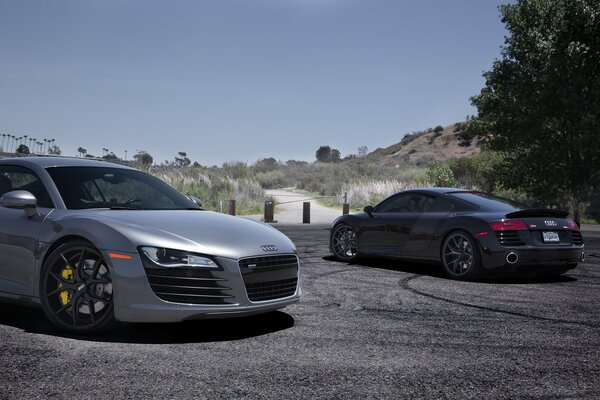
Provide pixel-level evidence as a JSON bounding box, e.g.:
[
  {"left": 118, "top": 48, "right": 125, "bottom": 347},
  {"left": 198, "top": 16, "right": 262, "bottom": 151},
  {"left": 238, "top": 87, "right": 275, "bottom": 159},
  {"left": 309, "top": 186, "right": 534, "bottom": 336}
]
[{"left": 265, "top": 188, "right": 343, "bottom": 224}]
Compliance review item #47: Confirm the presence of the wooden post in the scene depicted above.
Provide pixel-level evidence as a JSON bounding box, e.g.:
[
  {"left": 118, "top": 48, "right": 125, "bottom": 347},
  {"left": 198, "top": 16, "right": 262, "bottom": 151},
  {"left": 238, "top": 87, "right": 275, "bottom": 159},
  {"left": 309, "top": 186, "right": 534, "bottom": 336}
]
[
  {"left": 264, "top": 201, "right": 274, "bottom": 223},
  {"left": 228, "top": 199, "right": 236, "bottom": 216},
  {"left": 342, "top": 191, "right": 350, "bottom": 214},
  {"left": 303, "top": 202, "right": 310, "bottom": 224}
]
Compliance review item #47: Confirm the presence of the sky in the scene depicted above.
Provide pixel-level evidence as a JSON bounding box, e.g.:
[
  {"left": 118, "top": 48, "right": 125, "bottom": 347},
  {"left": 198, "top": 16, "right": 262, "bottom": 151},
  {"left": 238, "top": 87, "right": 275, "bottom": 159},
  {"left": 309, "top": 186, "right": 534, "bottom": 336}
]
[{"left": 0, "top": 0, "right": 510, "bottom": 166}]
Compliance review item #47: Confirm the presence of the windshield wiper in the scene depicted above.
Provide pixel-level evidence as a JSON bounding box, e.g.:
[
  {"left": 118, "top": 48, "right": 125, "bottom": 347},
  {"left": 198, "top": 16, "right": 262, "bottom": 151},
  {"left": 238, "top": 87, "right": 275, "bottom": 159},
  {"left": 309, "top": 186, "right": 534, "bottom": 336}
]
[{"left": 109, "top": 206, "right": 144, "bottom": 210}]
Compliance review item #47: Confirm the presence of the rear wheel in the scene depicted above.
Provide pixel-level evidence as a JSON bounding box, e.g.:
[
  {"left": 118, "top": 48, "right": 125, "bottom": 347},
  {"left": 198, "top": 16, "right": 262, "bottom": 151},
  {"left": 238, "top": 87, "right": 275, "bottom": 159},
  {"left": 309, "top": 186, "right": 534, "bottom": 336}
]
[
  {"left": 40, "top": 241, "right": 115, "bottom": 334},
  {"left": 441, "top": 231, "right": 483, "bottom": 280},
  {"left": 331, "top": 223, "right": 358, "bottom": 261}
]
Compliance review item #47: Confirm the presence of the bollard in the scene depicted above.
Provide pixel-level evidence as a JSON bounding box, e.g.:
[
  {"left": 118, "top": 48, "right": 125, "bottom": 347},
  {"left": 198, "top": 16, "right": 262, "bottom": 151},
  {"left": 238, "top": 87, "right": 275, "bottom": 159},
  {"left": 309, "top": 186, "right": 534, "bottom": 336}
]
[
  {"left": 343, "top": 203, "right": 350, "bottom": 215},
  {"left": 303, "top": 202, "right": 310, "bottom": 224},
  {"left": 228, "top": 199, "right": 236, "bottom": 216},
  {"left": 264, "top": 201, "right": 274, "bottom": 223}
]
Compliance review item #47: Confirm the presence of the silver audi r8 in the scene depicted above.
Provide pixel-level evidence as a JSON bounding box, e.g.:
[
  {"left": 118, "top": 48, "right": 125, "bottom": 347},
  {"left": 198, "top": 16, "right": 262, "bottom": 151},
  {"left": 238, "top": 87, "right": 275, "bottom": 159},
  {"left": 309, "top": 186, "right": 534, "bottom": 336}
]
[{"left": 0, "top": 157, "right": 300, "bottom": 333}]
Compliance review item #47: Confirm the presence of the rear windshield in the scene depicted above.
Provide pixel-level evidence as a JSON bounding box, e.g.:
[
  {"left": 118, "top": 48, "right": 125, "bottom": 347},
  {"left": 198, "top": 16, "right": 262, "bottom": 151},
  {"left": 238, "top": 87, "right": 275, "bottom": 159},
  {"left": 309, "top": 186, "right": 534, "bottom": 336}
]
[{"left": 448, "top": 191, "right": 527, "bottom": 211}]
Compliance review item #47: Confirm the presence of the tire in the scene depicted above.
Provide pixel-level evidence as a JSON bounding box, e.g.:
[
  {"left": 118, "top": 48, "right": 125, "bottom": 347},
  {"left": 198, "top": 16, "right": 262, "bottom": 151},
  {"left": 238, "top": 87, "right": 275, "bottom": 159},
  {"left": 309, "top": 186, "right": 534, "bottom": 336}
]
[
  {"left": 330, "top": 223, "right": 359, "bottom": 262},
  {"left": 40, "top": 241, "right": 115, "bottom": 334},
  {"left": 441, "top": 231, "right": 483, "bottom": 280}
]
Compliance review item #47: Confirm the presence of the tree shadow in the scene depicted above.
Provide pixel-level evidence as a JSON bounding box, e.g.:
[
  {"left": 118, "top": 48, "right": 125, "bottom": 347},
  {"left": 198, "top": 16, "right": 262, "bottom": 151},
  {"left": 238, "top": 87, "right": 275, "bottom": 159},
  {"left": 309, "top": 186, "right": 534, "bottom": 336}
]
[
  {"left": 322, "top": 255, "right": 577, "bottom": 284},
  {"left": 0, "top": 302, "right": 295, "bottom": 344}
]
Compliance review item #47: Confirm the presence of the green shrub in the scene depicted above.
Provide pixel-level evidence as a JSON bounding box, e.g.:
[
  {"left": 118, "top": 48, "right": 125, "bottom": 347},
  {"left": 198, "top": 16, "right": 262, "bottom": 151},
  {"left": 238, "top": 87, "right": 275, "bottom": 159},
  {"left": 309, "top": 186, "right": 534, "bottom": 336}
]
[{"left": 426, "top": 162, "right": 455, "bottom": 187}]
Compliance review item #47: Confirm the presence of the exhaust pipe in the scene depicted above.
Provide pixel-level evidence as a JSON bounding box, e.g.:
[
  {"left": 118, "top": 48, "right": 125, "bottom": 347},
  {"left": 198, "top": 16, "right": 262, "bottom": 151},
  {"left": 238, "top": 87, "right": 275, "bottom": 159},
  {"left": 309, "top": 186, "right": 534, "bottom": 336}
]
[{"left": 505, "top": 251, "right": 519, "bottom": 264}]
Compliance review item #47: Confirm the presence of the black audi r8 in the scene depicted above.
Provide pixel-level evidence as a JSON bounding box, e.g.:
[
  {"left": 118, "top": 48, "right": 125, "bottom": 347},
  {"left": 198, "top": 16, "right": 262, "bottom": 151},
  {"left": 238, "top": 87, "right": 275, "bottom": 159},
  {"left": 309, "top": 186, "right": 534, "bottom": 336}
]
[{"left": 329, "top": 188, "right": 585, "bottom": 280}]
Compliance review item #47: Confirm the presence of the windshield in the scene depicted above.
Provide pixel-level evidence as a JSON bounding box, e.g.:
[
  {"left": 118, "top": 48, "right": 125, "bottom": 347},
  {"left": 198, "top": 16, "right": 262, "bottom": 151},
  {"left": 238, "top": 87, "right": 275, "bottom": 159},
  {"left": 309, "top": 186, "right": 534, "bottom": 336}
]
[
  {"left": 448, "top": 191, "right": 528, "bottom": 212},
  {"left": 47, "top": 166, "right": 199, "bottom": 210}
]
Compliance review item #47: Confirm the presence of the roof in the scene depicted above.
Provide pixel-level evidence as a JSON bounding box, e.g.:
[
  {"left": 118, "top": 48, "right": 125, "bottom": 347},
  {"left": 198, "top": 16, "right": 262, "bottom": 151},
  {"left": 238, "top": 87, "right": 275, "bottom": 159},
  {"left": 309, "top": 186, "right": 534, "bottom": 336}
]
[
  {"left": 411, "top": 187, "right": 470, "bottom": 194},
  {"left": 0, "top": 156, "right": 134, "bottom": 169}
]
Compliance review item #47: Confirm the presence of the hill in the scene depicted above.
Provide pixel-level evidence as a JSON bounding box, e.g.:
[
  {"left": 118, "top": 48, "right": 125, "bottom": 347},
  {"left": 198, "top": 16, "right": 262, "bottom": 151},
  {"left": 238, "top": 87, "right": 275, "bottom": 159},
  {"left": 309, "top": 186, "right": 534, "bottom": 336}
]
[{"left": 358, "top": 122, "right": 481, "bottom": 167}]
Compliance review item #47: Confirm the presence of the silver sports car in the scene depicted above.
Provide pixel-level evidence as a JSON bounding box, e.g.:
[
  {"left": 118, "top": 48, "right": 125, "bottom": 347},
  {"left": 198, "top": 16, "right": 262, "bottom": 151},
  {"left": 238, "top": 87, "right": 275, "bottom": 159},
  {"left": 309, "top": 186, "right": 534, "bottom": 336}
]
[{"left": 0, "top": 157, "right": 300, "bottom": 333}]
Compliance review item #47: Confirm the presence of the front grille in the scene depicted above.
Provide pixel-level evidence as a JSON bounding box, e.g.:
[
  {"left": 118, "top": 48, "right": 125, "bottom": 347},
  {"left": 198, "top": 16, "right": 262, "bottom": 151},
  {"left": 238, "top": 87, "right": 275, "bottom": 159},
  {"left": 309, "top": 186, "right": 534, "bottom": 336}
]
[
  {"left": 239, "top": 255, "right": 299, "bottom": 302},
  {"left": 495, "top": 230, "right": 527, "bottom": 246},
  {"left": 144, "top": 267, "right": 233, "bottom": 305},
  {"left": 571, "top": 230, "right": 584, "bottom": 245}
]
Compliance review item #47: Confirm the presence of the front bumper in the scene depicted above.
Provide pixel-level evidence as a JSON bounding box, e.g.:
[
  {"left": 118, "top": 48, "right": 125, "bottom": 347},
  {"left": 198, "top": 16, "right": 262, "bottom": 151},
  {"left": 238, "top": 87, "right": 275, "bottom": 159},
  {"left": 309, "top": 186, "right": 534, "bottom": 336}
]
[{"left": 105, "top": 252, "right": 301, "bottom": 323}]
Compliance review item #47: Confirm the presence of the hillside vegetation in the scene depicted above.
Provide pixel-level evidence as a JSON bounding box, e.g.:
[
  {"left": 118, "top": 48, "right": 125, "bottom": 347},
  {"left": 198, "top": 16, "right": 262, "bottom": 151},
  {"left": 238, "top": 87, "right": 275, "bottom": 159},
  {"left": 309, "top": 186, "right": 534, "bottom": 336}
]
[{"left": 363, "top": 123, "right": 481, "bottom": 166}]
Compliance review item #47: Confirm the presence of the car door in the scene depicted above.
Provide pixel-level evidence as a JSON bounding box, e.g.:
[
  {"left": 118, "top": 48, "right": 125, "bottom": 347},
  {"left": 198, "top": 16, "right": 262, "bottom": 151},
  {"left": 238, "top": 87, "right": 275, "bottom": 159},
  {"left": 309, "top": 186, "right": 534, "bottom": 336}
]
[
  {"left": 0, "top": 165, "right": 54, "bottom": 296},
  {"left": 358, "top": 193, "right": 424, "bottom": 256},
  {"left": 404, "top": 196, "right": 454, "bottom": 256}
]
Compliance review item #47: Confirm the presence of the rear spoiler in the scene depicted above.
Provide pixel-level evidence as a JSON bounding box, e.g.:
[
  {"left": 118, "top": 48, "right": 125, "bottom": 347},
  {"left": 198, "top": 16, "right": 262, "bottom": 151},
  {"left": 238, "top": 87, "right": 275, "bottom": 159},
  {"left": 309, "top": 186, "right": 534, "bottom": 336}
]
[{"left": 506, "top": 208, "right": 569, "bottom": 219}]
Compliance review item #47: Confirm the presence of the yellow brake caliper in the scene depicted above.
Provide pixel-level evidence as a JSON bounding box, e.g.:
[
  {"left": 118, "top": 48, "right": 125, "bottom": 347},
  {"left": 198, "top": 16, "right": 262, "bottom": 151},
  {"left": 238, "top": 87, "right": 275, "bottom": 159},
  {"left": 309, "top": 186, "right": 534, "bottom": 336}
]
[{"left": 59, "top": 265, "right": 73, "bottom": 306}]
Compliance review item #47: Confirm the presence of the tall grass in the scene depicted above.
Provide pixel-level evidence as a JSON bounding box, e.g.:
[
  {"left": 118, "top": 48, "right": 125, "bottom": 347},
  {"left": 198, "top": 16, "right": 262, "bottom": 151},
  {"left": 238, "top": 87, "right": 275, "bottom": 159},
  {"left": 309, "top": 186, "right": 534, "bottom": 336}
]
[
  {"left": 340, "top": 180, "right": 429, "bottom": 209},
  {"left": 153, "top": 167, "right": 265, "bottom": 215}
]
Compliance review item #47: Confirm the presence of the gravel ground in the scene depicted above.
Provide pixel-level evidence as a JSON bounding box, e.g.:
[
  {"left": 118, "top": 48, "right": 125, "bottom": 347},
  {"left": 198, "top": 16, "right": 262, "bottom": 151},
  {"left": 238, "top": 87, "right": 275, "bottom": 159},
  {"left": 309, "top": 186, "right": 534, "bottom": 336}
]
[{"left": 0, "top": 225, "right": 598, "bottom": 399}]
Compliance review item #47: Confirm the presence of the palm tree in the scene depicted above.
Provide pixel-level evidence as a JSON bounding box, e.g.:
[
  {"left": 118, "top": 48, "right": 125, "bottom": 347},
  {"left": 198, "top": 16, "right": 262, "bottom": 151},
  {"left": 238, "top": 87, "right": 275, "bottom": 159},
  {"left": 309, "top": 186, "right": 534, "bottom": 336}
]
[{"left": 1, "top": 134, "right": 5, "bottom": 152}]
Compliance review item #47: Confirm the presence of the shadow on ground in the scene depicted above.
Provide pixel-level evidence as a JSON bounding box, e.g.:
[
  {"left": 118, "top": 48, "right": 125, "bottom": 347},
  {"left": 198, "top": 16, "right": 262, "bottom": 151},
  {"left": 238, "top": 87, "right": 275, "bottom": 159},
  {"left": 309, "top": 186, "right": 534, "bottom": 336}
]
[
  {"left": 0, "top": 303, "right": 294, "bottom": 344},
  {"left": 322, "top": 255, "right": 577, "bottom": 284}
]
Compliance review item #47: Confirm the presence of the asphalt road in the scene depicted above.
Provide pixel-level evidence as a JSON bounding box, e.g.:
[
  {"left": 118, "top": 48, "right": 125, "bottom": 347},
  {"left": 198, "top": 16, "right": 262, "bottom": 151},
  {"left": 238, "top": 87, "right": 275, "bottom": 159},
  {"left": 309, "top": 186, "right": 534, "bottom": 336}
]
[{"left": 0, "top": 225, "right": 599, "bottom": 399}]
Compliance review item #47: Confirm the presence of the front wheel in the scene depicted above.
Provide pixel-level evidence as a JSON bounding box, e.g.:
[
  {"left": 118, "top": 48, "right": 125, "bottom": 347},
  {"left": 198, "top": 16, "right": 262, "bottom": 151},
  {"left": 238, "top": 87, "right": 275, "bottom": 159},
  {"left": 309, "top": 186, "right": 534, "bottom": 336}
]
[
  {"left": 40, "top": 241, "right": 115, "bottom": 334},
  {"left": 441, "top": 231, "right": 483, "bottom": 280},
  {"left": 330, "top": 223, "right": 359, "bottom": 262}
]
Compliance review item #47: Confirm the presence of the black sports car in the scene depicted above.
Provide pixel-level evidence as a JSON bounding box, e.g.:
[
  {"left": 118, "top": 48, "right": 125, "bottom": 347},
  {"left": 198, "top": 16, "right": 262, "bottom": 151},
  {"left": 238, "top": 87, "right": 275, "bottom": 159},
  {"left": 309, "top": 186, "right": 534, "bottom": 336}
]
[{"left": 329, "top": 188, "right": 585, "bottom": 279}]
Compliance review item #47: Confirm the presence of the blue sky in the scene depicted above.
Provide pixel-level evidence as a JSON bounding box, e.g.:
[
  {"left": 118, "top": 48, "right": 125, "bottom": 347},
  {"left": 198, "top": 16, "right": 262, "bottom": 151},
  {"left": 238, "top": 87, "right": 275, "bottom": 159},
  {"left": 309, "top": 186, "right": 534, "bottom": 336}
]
[{"left": 0, "top": 0, "right": 509, "bottom": 166}]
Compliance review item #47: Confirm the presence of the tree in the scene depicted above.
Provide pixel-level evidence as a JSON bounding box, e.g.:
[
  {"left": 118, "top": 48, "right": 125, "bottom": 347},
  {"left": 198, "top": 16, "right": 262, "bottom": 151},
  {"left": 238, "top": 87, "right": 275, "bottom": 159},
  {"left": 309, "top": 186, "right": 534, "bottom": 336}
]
[
  {"left": 47, "top": 144, "right": 62, "bottom": 155},
  {"left": 469, "top": 0, "right": 600, "bottom": 222},
  {"left": 133, "top": 151, "right": 153, "bottom": 166},
  {"left": 315, "top": 145, "right": 342, "bottom": 163},
  {"left": 16, "top": 144, "right": 30, "bottom": 155},
  {"left": 434, "top": 125, "right": 444, "bottom": 133},
  {"left": 77, "top": 147, "right": 87, "bottom": 157},
  {"left": 358, "top": 146, "right": 368, "bottom": 157},
  {"left": 174, "top": 151, "right": 191, "bottom": 168},
  {"left": 102, "top": 152, "right": 119, "bottom": 161},
  {"left": 254, "top": 157, "right": 279, "bottom": 173}
]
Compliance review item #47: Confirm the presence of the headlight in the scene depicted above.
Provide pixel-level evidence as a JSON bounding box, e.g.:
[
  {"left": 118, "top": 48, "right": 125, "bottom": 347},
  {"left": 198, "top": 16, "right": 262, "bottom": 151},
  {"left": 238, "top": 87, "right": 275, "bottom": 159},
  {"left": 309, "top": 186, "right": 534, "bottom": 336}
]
[{"left": 139, "top": 246, "right": 219, "bottom": 269}]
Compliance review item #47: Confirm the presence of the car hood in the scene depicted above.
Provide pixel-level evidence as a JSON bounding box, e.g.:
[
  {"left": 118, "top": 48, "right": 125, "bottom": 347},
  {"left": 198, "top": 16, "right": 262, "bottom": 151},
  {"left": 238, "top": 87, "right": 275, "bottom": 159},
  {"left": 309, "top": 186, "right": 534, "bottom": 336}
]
[{"left": 63, "top": 210, "right": 296, "bottom": 260}]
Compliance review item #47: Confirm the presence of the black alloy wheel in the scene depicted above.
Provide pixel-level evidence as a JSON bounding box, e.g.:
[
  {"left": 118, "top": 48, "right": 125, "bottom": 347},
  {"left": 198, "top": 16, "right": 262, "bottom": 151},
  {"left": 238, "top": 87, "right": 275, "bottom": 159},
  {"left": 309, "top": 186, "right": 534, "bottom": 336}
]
[
  {"left": 331, "top": 223, "right": 358, "bottom": 261},
  {"left": 40, "top": 241, "right": 115, "bottom": 333},
  {"left": 441, "top": 231, "right": 482, "bottom": 280}
]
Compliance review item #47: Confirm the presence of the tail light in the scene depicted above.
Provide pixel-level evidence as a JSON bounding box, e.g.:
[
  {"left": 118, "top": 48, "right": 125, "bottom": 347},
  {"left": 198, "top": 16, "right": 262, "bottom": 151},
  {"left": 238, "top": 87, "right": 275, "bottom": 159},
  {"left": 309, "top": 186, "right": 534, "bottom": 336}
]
[
  {"left": 490, "top": 220, "right": 528, "bottom": 231},
  {"left": 567, "top": 219, "right": 579, "bottom": 230}
]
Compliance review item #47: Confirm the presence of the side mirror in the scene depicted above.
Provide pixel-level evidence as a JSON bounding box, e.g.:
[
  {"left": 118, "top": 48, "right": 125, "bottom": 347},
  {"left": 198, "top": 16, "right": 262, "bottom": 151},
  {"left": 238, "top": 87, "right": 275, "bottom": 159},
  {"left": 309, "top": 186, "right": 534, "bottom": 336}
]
[
  {"left": 188, "top": 195, "right": 203, "bottom": 209},
  {"left": 363, "top": 205, "right": 374, "bottom": 217},
  {"left": 0, "top": 190, "right": 39, "bottom": 217}
]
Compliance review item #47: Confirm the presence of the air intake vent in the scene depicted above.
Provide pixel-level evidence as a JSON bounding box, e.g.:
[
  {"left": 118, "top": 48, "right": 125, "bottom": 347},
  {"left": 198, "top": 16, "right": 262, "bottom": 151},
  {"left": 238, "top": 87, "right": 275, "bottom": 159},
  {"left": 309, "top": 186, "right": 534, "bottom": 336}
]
[
  {"left": 144, "top": 268, "right": 233, "bottom": 305},
  {"left": 571, "top": 231, "right": 584, "bottom": 246},
  {"left": 495, "top": 230, "right": 527, "bottom": 246},
  {"left": 239, "top": 255, "right": 299, "bottom": 302}
]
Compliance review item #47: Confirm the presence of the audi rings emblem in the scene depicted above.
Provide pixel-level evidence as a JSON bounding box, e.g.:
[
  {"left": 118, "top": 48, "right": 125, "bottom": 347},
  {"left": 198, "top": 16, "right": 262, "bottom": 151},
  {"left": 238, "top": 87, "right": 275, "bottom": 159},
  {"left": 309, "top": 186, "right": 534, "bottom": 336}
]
[
  {"left": 260, "top": 245, "right": 278, "bottom": 252},
  {"left": 544, "top": 220, "right": 557, "bottom": 226}
]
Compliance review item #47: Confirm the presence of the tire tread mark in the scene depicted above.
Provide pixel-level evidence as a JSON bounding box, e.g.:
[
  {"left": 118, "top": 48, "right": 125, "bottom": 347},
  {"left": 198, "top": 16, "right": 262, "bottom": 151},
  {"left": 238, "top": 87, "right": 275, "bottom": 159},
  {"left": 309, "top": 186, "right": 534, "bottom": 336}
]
[{"left": 399, "top": 275, "right": 600, "bottom": 329}]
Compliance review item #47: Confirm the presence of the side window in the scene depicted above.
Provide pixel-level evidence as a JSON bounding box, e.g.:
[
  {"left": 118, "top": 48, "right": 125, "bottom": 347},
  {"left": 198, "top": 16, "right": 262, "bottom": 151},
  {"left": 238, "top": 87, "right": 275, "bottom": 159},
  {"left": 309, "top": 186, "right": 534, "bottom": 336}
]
[
  {"left": 0, "top": 166, "right": 54, "bottom": 208},
  {"left": 376, "top": 194, "right": 429, "bottom": 213},
  {"left": 423, "top": 197, "right": 454, "bottom": 212}
]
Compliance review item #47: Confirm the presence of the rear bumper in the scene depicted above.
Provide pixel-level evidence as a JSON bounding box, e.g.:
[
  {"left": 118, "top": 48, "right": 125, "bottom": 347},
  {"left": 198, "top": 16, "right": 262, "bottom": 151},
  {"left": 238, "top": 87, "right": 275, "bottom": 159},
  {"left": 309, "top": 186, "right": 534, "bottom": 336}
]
[{"left": 478, "top": 244, "right": 584, "bottom": 270}]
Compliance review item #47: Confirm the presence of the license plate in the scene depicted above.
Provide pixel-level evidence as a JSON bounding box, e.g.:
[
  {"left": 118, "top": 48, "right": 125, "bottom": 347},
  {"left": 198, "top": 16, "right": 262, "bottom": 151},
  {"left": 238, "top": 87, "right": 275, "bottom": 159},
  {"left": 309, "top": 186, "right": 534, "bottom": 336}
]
[{"left": 542, "top": 231, "right": 560, "bottom": 243}]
